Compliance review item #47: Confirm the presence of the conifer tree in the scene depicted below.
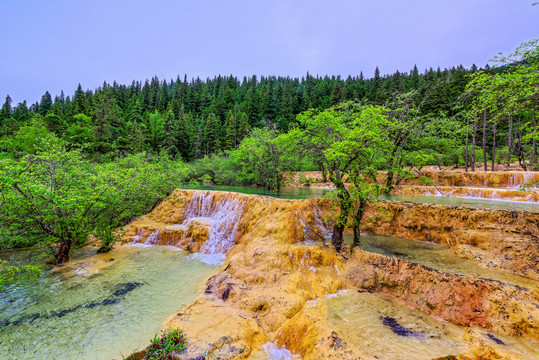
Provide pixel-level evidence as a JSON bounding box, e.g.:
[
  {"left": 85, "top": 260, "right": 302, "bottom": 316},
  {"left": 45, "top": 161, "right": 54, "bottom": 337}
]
[
  {"left": 163, "top": 106, "right": 179, "bottom": 157},
  {"left": 204, "top": 112, "right": 221, "bottom": 154},
  {"left": 330, "top": 81, "right": 345, "bottom": 106},
  {"left": 38, "top": 91, "right": 53, "bottom": 115},
  {"left": 69, "top": 84, "right": 89, "bottom": 116},
  {"left": 244, "top": 76, "right": 259, "bottom": 125},
  {"left": 91, "top": 89, "right": 122, "bottom": 155},
  {"left": 147, "top": 110, "right": 165, "bottom": 153},
  {"left": 0, "top": 95, "right": 12, "bottom": 120},
  {"left": 176, "top": 105, "right": 192, "bottom": 161}
]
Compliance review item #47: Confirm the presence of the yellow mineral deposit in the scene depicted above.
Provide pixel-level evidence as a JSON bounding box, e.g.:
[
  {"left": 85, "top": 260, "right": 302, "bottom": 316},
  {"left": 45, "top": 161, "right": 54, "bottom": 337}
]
[
  {"left": 391, "top": 185, "right": 539, "bottom": 202},
  {"left": 122, "top": 189, "right": 539, "bottom": 359}
]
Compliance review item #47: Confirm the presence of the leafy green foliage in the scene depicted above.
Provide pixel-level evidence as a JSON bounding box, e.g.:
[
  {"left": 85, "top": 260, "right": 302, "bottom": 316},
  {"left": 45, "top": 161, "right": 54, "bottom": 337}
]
[
  {"left": 290, "top": 102, "right": 392, "bottom": 250},
  {"left": 0, "top": 261, "right": 40, "bottom": 291},
  {"left": 145, "top": 329, "right": 187, "bottom": 359},
  {"left": 0, "top": 141, "right": 188, "bottom": 264}
]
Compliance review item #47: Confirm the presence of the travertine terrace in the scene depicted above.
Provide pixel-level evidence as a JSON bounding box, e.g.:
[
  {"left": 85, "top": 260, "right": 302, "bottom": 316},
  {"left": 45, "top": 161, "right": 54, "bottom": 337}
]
[{"left": 124, "top": 188, "right": 539, "bottom": 359}]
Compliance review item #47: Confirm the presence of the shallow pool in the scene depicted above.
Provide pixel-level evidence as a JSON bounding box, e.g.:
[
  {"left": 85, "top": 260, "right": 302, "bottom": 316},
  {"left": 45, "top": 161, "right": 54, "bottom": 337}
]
[
  {"left": 186, "top": 185, "right": 539, "bottom": 212},
  {"left": 0, "top": 245, "right": 219, "bottom": 360}
]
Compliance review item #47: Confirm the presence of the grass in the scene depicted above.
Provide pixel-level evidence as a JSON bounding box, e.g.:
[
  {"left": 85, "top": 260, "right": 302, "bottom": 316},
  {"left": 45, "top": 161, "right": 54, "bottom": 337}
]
[{"left": 124, "top": 328, "right": 187, "bottom": 360}]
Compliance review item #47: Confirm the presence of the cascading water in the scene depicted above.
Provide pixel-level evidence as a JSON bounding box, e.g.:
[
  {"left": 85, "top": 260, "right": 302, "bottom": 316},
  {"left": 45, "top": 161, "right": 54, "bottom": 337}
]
[
  {"left": 263, "top": 342, "right": 299, "bottom": 360},
  {"left": 144, "top": 229, "right": 161, "bottom": 245},
  {"left": 297, "top": 205, "right": 331, "bottom": 244},
  {"left": 160, "top": 191, "right": 246, "bottom": 264},
  {"left": 508, "top": 172, "right": 539, "bottom": 188},
  {"left": 184, "top": 191, "right": 245, "bottom": 253}
]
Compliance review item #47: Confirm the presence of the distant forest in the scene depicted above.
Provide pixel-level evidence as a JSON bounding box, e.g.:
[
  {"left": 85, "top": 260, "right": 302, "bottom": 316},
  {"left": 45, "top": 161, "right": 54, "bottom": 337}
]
[
  {"left": 0, "top": 65, "right": 477, "bottom": 160},
  {"left": 1, "top": 52, "right": 537, "bottom": 172}
]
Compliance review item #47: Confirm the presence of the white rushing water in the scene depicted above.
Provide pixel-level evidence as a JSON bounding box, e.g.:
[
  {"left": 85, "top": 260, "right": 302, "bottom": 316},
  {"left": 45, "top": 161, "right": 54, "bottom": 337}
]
[
  {"left": 136, "top": 191, "right": 246, "bottom": 264},
  {"left": 183, "top": 191, "right": 245, "bottom": 254},
  {"left": 263, "top": 342, "right": 299, "bottom": 360}
]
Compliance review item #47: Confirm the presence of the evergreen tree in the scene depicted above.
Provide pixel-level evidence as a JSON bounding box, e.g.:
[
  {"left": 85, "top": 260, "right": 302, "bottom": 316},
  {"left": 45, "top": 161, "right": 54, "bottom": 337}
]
[
  {"left": 12, "top": 101, "right": 29, "bottom": 122},
  {"left": 69, "top": 84, "right": 89, "bottom": 116},
  {"left": 0, "top": 95, "right": 12, "bottom": 120},
  {"left": 330, "top": 81, "right": 345, "bottom": 106},
  {"left": 91, "top": 89, "right": 123, "bottom": 155},
  {"left": 38, "top": 91, "right": 53, "bottom": 115},
  {"left": 176, "top": 105, "right": 192, "bottom": 161},
  {"left": 244, "top": 75, "right": 259, "bottom": 125},
  {"left": 147, "top": 110, "right": 165, "bottom": 153},
  {"left": 204, "top": 112, "right": 221, "bottom": 154},
  {"left": 163, "top": 106, "right": 179, "bottom": 157}
]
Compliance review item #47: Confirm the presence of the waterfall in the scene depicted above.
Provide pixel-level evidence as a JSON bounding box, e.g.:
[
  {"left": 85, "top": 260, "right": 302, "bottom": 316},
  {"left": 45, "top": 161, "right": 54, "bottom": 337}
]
[
  {"left": 179, "top": 191, "right": 246, "bottom": 264},
  {"left": 298, "top": 205, "right": 331, "bottom": 244},
  {"left": 508, "top": 172, "right": 539, "bottom": 188},
  {"left": 183, "top": 191, "right": 245, "bottom": 254},
  {"left": 128, "top": 191, "right": 246, "bottom": 264},
  {"left": 144, "top": 230, "right": 161, "bottom": 245}
]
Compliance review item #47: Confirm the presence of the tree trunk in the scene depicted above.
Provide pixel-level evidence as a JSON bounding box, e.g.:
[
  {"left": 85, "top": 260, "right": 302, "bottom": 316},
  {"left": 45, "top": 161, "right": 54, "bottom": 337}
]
[
  {"left": 483, "top": 110, "right": 487, "bottom": 171},
  {"left": 516, "top": 132, "right": 527, "bottom": 171},
  {"left": 320, "top": 161, "right": 328, "bottom": 182},
  {"left": 533, "top": 114, "right": 537, "bottom": 170},
  {"left": 491, "top": 121, "right": 497, "bottom": 171},
  {"left": 56, "top": 241, "right": 71, "bottom": 265},
  {"left": 352, "top": 198, "right": 367, "bottom": 247},
  {"left": 465, "top": 117, "right": 469, "bottom": 172},
  {"left": 471, "top": 120, "right": 477, "bottom": 172},
  {"left": 507, "top": 115, "right": 512, "bottom": 167},
  {"left": 234, "top": 107, "right": 237, "bottom": 149},
  {"left": 331, "top": 178, "right": 351, "bottom": 252},
  {"left": 385, "top": 170, "right": 394, "bottom": 194}
]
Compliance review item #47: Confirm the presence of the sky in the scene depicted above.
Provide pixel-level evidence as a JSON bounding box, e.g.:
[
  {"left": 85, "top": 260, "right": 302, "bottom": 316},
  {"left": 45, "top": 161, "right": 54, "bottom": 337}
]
[{"left": 0, "top": 0, "right": 538, "bottom": 104}]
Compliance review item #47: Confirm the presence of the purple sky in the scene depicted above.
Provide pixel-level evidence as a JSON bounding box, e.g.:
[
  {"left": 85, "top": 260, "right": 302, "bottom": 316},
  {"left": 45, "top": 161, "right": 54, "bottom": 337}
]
[{"left": 1, "top": 0, "right": 537, "bottom": 104}]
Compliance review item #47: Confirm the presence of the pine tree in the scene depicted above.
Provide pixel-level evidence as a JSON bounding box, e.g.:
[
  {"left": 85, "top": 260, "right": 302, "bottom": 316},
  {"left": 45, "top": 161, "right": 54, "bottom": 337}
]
[
  {"left": 410, "top": 64, "right": 420, "bottom": 89},
  {"left": 237, "top": 111, "right": 250, "bottom": 143},
  {"left": 0, "top": 95, "right": 12, "bottom": 120},
  {"left": 147, "top": 110, "right": 165, "bottom": 153},
  {"left": 176, "top": 105, "right": 192, "bottom": 161},
  {"left": 69, "top": 84, "right": 89, "bottom": 116},
  {"left": 125, "top": 95, "right": 143, "bottom": 124},
  {"left": 91, "top": 89, "right": 123, "bottom": 154},
  {"left": 224, "top": 110, "right": 237, "bottom": 150},
  {"left": 163, "top": 106, "right": 179, "bottom": 157},
  {"left": 330, "top": 81, "right": 345, "bottom": 106},
  {"left": 204, "top": 112, "right": 221, "bottom": 154},
  {"left": 12, "top": 101, "right": 29, "bottom": 122},
  {"left": 38, "top": 91, "right": 53, "bottom": 115},
  {"left": 244, "top": 75, "right": 259, "bottom": 125}
]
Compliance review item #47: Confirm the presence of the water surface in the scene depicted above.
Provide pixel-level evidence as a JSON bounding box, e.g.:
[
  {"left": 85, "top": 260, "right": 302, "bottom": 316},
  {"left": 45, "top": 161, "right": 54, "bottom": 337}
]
[
  {"left": 324, "top": 291, "right": 539, "bottom": 360},
  {"left": 185, "top": 185, "right": 539, "bottom": 212},
  {"left": 343, "top": 233, "right": 538, "bottom": 289},
  {"left": 185, "top": 184, "right": 329, "bottom": 199},
  {"left": 0, "top": 246, "right": 219, "bottom": 360},
  {"left": 380, "top": 193, "right": 539, "bottom": 212}
]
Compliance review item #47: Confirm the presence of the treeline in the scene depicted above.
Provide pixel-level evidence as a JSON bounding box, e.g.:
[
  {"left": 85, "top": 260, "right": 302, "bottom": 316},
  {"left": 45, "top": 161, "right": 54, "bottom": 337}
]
[{"left": 1, "top": 64, "right": 474, "bottom": 162}]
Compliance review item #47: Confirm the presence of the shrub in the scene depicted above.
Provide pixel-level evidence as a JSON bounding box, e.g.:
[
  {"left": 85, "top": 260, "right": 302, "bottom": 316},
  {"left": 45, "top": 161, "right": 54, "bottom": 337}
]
[{"left": 124, "top": 329, "right": 187, "bottom": 360}]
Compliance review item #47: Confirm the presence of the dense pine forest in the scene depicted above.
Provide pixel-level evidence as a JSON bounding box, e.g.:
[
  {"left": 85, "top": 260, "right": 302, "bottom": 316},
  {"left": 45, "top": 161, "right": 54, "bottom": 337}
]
[
  {"left": 0, "top": 65, "right": 478, "bottom": 161},
  {"left": 0, "top": 62, "right": 529, "bottom": 164}
]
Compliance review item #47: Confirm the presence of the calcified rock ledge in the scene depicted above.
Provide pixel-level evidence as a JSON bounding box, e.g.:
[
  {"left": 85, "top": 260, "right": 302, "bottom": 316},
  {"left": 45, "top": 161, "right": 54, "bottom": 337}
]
[
  {"left": 357, "top": 199, "right": 539, "bottom": 281},
  {"left": 391, "top": 184, "right": 539, "bottom": 202},
  {"left": 286, "top": 170, "right": 539, "bottom": 189},
  {"left": 123, "top": 190, "right": 539, "bottom": 359}
]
